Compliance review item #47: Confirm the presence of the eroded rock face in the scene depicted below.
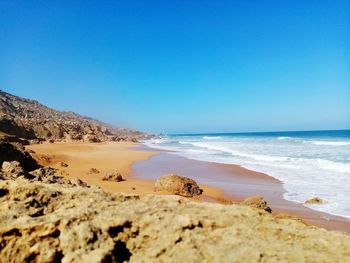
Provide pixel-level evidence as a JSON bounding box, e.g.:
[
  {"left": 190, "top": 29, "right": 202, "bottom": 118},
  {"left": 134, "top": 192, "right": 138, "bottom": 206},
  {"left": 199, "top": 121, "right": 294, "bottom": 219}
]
[
  {"left": 154, "top": 174, "right": 203, "bottom": 197},
  {"left": 240, "top": 196, "right": 272, "bottom": 213},
  {"left": 0, "top": 180, "right": 350, "bottom": 262}
]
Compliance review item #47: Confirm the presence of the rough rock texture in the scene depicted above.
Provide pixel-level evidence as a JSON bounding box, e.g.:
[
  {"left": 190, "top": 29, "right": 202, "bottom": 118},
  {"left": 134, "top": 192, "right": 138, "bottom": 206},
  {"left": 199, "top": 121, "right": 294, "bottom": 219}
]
[
  {"left": 0, "top": 90, "right": 152, "bottom": 142},
  {"left": 0, "top": 134, "right": 30, "bottom": 145},
  {"left": 0, "top": 141, "right": 39, "bottom": 172},
  {"left": 28, "top": 167, "right": 87, "bottom": 187},
  {"left": 2, "top": 161, "right": 25, "bottom": 176},
  {"left": 240, "top": 196, "right": 272, "bottom": 213},
  {"left": 102, "top": 172, "right": 124, "bottom": 182},
  {"left": 305, "top": 197, "right": 327, "bottom": 205},
  {"left": 274, "top": 213, "right": 309, "bottom": 226},
  {"left": 154, "top": 174, "right": 203, "bottom": 197},
  {"left": 88, "top": 168, "right": 100, "bottom": 174},
  {"left": 0, "top": 180, "right": 350, "bottom": 263},
  {"left": 0, "top": 156, "right": 87, "bottom": 188}
]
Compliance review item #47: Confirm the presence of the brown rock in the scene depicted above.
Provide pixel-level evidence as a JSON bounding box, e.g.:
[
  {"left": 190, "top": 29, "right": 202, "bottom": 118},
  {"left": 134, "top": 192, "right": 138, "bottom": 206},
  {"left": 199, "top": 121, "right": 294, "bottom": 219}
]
[
  {"left": 154, "top": 174, "right": 203, "bottom": 197},
  {"left": 84, "top": 135, "right": 101, "bottom": 143},
  {"left": 274, "top": 213, "right": 309, "bottom": 225},
  {"left": 0, "top": 141, "right": 39, "bottom": 172},
  {"left": 241, "top": 195, "right": 272, "bottom": 213},
  {"left": 1, "top": 161, "right": 25, "bottom": 176},
  {"left": 305, "top": 197, "right": 327, "bottom": 205},
  {"left": 88, "top": 168, "right": 100, "bottom": 174},
  {"left": 30, "top": 167, "right": 57, "bottom": 177},
  {"left": 60, "top": 162, "right": 68, "bottom": 167},
  {"left": 0, "top": 180, "right": 349, "bottom": 262},
  {"left": 29, "top": 167, "right": 88, "bottom": 187},
  {"left": 102, "top": 172, "right": 124, "bottom": 182}
]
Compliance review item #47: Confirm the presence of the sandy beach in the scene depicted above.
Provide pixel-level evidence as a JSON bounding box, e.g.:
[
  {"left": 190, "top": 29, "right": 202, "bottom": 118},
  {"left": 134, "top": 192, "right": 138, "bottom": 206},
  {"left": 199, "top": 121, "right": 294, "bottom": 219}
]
[
  {"left": 27, "top": 141, "right": 350, "bottom": 233},
  {"left": 27, "top": 141, "right": 226, "bottom": 202}
]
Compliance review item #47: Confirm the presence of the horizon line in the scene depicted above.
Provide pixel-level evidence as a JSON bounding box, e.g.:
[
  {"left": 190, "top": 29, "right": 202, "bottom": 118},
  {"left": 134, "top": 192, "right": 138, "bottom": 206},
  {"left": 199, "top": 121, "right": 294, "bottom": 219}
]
[{"left": 169, "top": 128, "right": 350, "bottom": 136}]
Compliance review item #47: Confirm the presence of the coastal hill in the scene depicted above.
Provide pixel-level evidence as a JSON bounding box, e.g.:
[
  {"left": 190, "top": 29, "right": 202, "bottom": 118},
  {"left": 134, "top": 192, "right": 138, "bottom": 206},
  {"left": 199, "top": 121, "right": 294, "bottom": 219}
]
[{"left": 0, "top": 90, "right": 149, "bottom": 142}]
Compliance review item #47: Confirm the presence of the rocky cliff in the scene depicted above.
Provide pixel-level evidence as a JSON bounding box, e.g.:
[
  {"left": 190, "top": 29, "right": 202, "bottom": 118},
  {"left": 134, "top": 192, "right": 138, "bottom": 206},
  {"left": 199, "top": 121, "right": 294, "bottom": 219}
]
[
  {"left": 0, "top": 90, "right": 150, "bottom": 142},
  {"left": 0, "top": 179, "right": 349, "bottom": 263}
]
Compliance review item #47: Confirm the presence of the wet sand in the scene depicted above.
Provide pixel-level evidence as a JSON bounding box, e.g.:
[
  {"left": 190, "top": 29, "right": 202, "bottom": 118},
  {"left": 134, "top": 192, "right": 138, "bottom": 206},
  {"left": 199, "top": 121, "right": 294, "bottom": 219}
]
[{"left": 132, "top": 145, "right": 350, "bottom": 232}]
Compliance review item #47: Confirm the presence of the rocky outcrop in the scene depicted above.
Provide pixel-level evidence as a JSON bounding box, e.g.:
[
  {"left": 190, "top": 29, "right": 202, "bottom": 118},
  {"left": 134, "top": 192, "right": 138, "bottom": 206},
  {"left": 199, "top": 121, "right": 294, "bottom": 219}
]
[
  {"left": 2, "top": 161, "right": 25, "bottom": 177},
  {"left": 0, "top": 141, "right": 39, "bottom": 172},
  {"left": 102, "top": 172, "right": 124, "bottom": 182},
  {"left": 305, "top": 197, "right": 327, "bottom": 205},
  {"left": 154, "top": 174, "right": 203, "bottom": 197},
  {"left": 0, "top": 90, "right": 152, "bottom": 143},
  {"left": 0, "top": 158, "right": 87, "bottom": 188},
  {"left": 0, "top": 141, "right": 87, "bottom": 188},
  {"left": 29, "top": 167, "right": 87, "bottom": 187},
  {"left": 0, "top": 180, "right": 350, "bottom": 262},
  {"left": 240, "top": 196, "right": 272, "bottom": 213}
]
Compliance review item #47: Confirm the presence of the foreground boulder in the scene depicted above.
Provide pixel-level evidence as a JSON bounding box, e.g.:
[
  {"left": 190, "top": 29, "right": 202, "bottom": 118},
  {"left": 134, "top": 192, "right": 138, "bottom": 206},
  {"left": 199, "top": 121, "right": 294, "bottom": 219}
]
[
  {"left": 240, "top": 196, "right": 272, "bottom": 213},
  {"left": 154, "top": 174, "right": 203, "bottom": 197},
  {"left": 0, "top": 180, "right": 349, "bottom": 262}
]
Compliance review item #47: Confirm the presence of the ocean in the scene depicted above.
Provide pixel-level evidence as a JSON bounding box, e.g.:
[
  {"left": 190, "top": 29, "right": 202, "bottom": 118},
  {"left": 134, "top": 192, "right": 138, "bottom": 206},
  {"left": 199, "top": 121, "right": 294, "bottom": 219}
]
[{"left": 144, "top": 130, "right": 350, "bottom": 218}]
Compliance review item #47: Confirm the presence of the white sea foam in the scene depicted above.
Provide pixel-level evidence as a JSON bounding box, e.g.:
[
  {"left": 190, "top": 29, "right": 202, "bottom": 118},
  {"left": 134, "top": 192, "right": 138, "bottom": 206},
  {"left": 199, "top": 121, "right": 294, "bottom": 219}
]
[
  {"left": 277, "top": 136, "right": 292, "bottom": 140},
  {"left": 202, "top": 136, "right": 221, "bottom": 139},
  {"left": 144, "top": 133, "right": 350, "bottom": 218},
  {"left": 187, "top": 141, "right": 291, "bottom": 162},
  {"left": 307, "top": 140, "right": 350, "bottom": 146},
  {"left": 316, "top": 159, "right": 350, "bottom": 173}
]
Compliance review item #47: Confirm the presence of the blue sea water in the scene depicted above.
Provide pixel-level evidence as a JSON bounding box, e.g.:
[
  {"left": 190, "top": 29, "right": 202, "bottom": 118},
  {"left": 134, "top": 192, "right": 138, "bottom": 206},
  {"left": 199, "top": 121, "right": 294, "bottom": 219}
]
[{"left": 144, "top": 130, "right": 350, "bottom": 218}]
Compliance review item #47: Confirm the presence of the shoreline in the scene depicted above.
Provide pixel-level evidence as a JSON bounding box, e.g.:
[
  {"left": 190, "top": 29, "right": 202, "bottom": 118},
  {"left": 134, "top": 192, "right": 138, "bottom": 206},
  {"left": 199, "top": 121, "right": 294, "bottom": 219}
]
[
  {"left": 26, "top": 141, "right": 227, "bottom": 203},
  {"left": 27, "top": 141, "right": 350, "bottom": 233},
  {"left": 132, "top": 144, "right": 350, "bottom": 232}
]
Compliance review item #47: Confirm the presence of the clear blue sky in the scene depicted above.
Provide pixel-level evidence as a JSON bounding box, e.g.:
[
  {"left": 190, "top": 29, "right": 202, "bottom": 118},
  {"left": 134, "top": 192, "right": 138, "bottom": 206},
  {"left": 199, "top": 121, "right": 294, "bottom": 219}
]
[{"left": 0, "top": 1, "right": 349, "bottom": 134}]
